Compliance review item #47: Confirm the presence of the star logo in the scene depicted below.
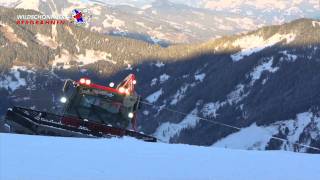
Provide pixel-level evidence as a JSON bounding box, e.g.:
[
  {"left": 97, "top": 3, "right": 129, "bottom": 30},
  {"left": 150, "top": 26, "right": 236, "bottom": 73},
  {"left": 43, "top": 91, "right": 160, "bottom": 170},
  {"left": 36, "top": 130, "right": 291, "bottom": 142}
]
[{"left": 69, "top": 8, "right": 91, "bottom": 26}]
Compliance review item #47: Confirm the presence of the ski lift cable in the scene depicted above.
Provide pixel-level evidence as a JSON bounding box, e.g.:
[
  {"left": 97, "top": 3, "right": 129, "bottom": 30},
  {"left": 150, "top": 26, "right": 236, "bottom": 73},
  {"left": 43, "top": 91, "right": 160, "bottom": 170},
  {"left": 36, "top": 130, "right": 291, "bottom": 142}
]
[{"left": 140, "top": 100, "right": 320, "bottom": 152}]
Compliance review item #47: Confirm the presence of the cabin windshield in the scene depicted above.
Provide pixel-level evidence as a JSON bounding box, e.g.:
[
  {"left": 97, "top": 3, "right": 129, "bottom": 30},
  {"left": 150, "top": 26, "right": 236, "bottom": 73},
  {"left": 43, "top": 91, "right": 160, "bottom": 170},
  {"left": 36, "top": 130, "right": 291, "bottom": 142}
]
[
  {"left": 79, "top": 94, "right": 121, "bottom": 114},
  {"left": 64, "top": 90, "right": 129, "bottom": 128}
]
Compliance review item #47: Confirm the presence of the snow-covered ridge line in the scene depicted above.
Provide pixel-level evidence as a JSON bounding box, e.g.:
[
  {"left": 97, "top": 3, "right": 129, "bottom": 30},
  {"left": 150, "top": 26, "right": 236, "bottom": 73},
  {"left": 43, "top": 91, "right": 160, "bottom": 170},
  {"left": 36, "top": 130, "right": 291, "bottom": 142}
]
[{"left": 231, "top": 33, "right": 296, "bottom": 61}]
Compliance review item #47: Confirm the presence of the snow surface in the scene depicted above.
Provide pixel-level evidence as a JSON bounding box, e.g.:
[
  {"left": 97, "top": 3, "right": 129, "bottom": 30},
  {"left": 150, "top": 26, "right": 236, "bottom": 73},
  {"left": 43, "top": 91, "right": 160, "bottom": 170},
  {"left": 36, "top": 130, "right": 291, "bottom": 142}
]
[
  {"left": 170, "top": 83, "right": 196, "bottom": 105},
  {"left": 77, "top": 49, "right": 114, "bottom": 65},
  {"left": 249, "top": 57, "right": 279, "bottom": 85},
  {"left": 226, "top": 84, "right": 248, "bottom": 105},
  {"left": 15, "top": 0, "right": 39, "bottom": 11},
  {"left": 280, "top": 50, "right": 298, "bottom": 62},
  {"left": 231, "top": 33, "right": 296, "bottom": 61},
  {"left": 149, "top": 36, "right": 162, "bottom": 44},
  {"left": 213, "top": 112, "right": 317, "bottom": 152},
  {"left": 214, "top": 123, "right": 278, "bottom": 150},
  {"left": 154, "top": 61, "right": 165, "bottom": 68},
  {"left": 203, "top": 0, "right": 312, "bottom": 11},
  {"left": 102, "top": 15, "right": 125, "bottom": 30},
  {"left": 35, "top": 33, "right": 58, "bottom": 49},
  {"left": 135, "top": 22, "right": 150, "bottom": 30},
  {"left": 194, "top": 73, "right": 206, "bottom": 82},
  {"left": 52, "top": 49, "right": 114, "bottom": 69},
  {"left": 202, "top": 101, "right": 226, "bottom": 118},
  {"left": 312, "top": 20, "right": 320, "bottom": 28},
  {"left": 150, "top": 78, "right": 157, "bottom": 86},
  {"left": 1, "top": 133, "right": 320, "bottom": 180},
  {"left": 159, "top": 73, "right": 170, "bottom": 83},
  {"left": 0, "top": 66, "right": 30, "bottom": 92},
  {"left": 154, "top": 108, "right": 199, "bottom": 142},
  {"left": 146, "top": 89, "right": 163, "bottom": 103},
  {"left": 141, "top": 4, "right": 152, "bottom": 10},
  {"left": 281, "top": 112, "right": 315, "bottom": 151}
]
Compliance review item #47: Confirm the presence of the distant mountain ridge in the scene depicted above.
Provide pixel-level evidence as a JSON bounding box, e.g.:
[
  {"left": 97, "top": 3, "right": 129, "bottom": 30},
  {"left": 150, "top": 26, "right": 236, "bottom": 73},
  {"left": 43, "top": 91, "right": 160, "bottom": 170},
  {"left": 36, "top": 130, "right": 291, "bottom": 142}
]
[{"left": 1, "top": 0, "right": 318, "bottom": 44}]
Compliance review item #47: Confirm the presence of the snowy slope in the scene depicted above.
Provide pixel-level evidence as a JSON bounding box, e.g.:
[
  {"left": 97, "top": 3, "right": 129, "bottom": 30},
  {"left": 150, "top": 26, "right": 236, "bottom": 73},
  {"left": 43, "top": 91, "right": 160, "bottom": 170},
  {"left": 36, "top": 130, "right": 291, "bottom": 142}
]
[
  {"left": 213, "top": 112, "right": 320, "bottom": 151},
  {"left": 1, "top": 133, "right": 320, "bottom": 180}
]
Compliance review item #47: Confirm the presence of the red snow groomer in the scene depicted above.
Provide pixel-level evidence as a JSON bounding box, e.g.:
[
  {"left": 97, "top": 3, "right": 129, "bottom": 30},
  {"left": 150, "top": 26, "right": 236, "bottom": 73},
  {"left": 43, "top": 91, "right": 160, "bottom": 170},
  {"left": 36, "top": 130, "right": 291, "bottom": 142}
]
[{"left": 5, "top": 74, "right": 156, "bottom": 142}]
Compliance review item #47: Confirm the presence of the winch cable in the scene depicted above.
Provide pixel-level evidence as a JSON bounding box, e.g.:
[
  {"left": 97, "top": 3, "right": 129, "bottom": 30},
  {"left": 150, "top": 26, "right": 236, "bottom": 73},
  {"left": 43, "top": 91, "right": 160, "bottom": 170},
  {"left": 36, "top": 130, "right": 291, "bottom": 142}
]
[
  {"left": 6, "top": 96, "right": 320, "bottom": 151},
  {"left": 140, "top": 100, "right": 320, "bottom": 152}
]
